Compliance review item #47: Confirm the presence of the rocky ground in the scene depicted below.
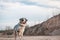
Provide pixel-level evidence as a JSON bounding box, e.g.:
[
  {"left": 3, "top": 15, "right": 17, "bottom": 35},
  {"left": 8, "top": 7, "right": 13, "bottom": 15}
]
[{"left": 0, "top": 36, "right": 60, "bottom": 40}]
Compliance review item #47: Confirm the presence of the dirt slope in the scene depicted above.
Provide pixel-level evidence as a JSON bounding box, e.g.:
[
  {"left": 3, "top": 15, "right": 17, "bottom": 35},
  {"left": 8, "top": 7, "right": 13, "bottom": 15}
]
[{"left": 24, "top": 14, "right": 60, "bottom": 36}]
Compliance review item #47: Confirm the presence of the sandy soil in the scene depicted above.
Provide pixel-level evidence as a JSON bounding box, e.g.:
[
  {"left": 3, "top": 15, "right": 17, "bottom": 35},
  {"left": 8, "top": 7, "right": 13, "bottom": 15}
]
[{"left": 0, "top": 36, "right": 60, "bottom": 40}]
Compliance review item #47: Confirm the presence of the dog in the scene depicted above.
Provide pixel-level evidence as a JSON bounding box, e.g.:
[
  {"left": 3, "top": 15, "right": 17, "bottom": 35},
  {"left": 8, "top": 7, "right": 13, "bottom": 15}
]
[{"left": 14, "top": 18, "right": 27, "bottom": 40}]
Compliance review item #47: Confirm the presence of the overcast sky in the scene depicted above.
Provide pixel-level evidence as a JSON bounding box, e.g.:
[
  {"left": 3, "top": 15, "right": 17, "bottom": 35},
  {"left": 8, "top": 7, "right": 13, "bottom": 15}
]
[{"left": 0, "top": 0, "right": 60, "bottom": 30}]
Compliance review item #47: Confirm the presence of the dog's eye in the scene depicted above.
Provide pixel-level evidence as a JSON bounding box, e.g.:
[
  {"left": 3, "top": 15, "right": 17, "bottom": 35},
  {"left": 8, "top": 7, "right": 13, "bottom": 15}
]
[{"left": 21, "top": 19, "right": 24, "bottom": 21}]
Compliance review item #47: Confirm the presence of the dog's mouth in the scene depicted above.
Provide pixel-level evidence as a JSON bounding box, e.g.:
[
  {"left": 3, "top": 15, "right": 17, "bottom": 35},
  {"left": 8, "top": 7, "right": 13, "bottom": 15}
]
[
  {"left": 22, "top": 23, "right": 25, "bottom": 24},
  {"left": 21, "top": 22, "right": 26, "bottom": 24}
]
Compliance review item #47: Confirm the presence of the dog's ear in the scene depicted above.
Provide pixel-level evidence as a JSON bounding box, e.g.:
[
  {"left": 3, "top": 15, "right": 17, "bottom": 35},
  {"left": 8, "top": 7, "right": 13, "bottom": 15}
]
[
  {"left": 19, "top": 18, "right": 23, "bottom": 22},
  {"left": 25, "top": 18, "right": 28, "bottom": 22}
]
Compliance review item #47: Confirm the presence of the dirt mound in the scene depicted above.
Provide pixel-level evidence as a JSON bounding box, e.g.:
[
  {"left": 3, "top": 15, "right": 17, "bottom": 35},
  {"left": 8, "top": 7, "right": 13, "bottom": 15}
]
[{"left": 24, "top": 14, "right": 60, "bottom": 36}]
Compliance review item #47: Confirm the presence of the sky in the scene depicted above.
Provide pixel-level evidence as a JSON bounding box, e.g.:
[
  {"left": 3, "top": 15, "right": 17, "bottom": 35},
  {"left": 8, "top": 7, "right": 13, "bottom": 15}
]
[{"left": 0, "top": 0, "right": 60, "bottom": 30}]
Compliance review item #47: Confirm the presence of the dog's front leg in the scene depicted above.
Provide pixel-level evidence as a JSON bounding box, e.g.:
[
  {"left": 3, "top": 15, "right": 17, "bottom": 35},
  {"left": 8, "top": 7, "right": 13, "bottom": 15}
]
[{"left": 18, "top": 33, "right": 23, "bottom": 40}]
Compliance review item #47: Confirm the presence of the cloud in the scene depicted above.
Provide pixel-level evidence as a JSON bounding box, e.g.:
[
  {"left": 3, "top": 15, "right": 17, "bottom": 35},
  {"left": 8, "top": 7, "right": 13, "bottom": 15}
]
[
  {"left": 52, "top": 0, "right": 60, "bottom": 1},
  {"left": 0, "top": 0, "right": 60, "bottom": 30},
  {"left": 0, "top": 1, "right": 52, "bottom": 24},
  {"left": 0, "top": 0, "right": 60, "bottom": 9},
  {"left": 31, "top": 0, "right": 60, "bottom": 8},
  {"left": 0, "top": 1, "right": 53, "bottom": 20}
]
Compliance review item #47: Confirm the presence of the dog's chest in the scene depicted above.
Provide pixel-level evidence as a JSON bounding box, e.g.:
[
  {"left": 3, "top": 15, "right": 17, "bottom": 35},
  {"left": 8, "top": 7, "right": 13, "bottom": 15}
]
[{"left": 19, "top": 24, "right": 26, "bottom": 32}]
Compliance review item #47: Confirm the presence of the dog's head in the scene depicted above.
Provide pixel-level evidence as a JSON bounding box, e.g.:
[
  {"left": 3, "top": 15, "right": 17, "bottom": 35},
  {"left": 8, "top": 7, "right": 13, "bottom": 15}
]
[{"left": 19, "top": 18, "right": 28, "bottom": 24}]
